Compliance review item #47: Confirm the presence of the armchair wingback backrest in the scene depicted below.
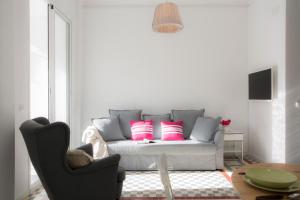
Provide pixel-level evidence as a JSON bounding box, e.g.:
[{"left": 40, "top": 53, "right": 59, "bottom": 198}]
[{"left": 19, "top": 117, "right": 71, "bottom": 199}]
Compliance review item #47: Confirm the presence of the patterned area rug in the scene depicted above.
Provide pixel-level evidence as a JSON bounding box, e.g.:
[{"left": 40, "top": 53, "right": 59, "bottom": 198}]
[
  {"left": 25, "top": 156, "right": 257, "bottom": 200},
  {"left": 122, "top": 170, "right": 239, "bottom": 200}
]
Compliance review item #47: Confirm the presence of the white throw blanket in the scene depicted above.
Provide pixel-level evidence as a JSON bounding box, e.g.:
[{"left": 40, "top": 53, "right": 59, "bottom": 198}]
[{"left": 81, "top": 126, "right": 109, "bottom": 159}]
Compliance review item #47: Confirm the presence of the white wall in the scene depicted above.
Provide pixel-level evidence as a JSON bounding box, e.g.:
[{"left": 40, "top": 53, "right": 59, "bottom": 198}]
[
  {"left": 80, "top": 4, "right": 249, "bottom": 147},
  {"left": 14, "top": 0, "right": 31, "bottom": 198},
  {"left": 247, "top": 0, "right": 286, "bottom": 162},
  {"left": 0, "top": 0, "right": 15, "bottom": 199},
  {"left": 55, "top": 0, "right": 82, "bottom": 148},
  {"left": 286, "top": 0, "right": 300, "bottom": 164}
]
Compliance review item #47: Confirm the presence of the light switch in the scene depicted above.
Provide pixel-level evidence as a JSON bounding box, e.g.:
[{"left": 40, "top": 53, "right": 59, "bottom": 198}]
[{"left": 295, "top": 100, "right": 300, "bottom": 108}]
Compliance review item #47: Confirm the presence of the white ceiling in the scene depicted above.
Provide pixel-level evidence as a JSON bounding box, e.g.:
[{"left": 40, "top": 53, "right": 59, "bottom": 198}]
[{"left": 81, "top": 0, "right": 251, "bottom": 7}]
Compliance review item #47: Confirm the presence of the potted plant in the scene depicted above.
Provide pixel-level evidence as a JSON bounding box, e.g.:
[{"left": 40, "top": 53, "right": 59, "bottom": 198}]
[{"left": 220, "top": 119, "right": 231, "bottom": 133}]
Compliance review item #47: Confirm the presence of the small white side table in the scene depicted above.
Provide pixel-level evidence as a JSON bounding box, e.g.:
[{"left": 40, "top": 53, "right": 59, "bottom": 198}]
[{"left": 224, "top": 131, "right": 244, "bottom": 161}]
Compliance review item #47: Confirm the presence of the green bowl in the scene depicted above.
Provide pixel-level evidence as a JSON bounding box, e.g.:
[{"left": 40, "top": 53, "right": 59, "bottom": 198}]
[{"left": 246, "top": 168, "right": 298, "bottom": 189}]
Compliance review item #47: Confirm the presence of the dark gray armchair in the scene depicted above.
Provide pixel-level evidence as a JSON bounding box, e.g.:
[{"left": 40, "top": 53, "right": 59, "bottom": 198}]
[{"left": 20, "top": 117, "right": 125, "bottom": 200}]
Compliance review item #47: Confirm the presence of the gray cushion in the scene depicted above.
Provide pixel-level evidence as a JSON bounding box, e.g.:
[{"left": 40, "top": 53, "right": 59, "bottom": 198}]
[
  {"left": 92, "top": 117, "right": 125, "bottom": 141},
  {"left": 109, "top": 109, "right": 142, "bottom": 139},
  {"left": 190, "top": 117, "right": 222, "bottom": 142},
  {"left": 171, "top": 109, "right": 205, "bottom": 138},
  {"left": 142, "top": 114, "right": 171, "bottom": 139},
  {"left": 107, "top": 140, "right": 216, "bottom": 155}
]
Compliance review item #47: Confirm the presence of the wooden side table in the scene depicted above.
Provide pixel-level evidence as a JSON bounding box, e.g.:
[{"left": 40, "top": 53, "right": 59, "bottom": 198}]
[
  {"left": 232, "top": 163, "right": 300, "bottom": 200},
  {"left": 224, "top": 131, "right": 244, "bottom": 161}
]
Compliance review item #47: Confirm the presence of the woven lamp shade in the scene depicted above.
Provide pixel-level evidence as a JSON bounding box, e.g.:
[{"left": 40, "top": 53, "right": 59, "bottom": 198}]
[{"left": 152, "top": 2, "right": 183, "bottom": 33}]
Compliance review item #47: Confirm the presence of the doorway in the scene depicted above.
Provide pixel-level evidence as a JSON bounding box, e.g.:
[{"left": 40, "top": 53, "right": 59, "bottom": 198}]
[
  {"left": 48, "top": 5, "right": 71, "bottom": 124},
  {"left": 29, "top": 0, "right": 71, "bottom": 187}
]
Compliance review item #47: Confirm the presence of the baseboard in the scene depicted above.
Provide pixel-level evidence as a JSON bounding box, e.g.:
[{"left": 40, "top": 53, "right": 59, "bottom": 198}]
[{"left": 247, "top": 153, "right": 263, "bottom": 163}]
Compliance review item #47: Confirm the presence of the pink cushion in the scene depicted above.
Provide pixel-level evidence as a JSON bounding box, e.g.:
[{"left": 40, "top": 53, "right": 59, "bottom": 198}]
[
  {"left": 130, "top": 120, "right": 154, "bottom": 140},
  {"left": 161, "top": 121, "right": 185, "bottom": 141}
]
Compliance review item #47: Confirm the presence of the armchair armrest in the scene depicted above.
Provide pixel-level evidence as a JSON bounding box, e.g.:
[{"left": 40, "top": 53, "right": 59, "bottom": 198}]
[
  {"left": 77, "top": 143, "right": 93, "bottom": 157},
  {"left": 71, "top": 154, "right": 120, "bottom": 175},
  {"left": 214, "top": 129, "right": 224, "bottom": 149}
]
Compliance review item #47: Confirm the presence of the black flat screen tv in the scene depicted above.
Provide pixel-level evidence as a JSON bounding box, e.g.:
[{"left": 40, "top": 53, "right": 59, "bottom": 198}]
[{"left": 249, "top": 68, "right": 272, "bottom": 100}]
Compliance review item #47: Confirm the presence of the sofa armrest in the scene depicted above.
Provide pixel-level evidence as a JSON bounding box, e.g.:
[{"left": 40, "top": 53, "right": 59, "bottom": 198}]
[
  {"left": 214, "top": 129, "right": 224, "bottom": 149},
  {"left": 214, "top": 129, "right": 224, "bottom": 169}
]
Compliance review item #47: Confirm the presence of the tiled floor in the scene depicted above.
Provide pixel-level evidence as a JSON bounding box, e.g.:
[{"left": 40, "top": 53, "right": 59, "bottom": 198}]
[{"left": 25, "top": 155, "right": 255, "bottom": 200}]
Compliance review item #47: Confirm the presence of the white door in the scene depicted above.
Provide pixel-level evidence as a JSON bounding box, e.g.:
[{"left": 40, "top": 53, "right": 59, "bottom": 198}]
[
  {"left": 29, "top": 0, "right": 49, "bottom": 186},
  {"left": 29, "top": 1, "right": 71, "bottom": 187},
  {"left": 48, "top": 4, "right": 71, "bottom": 124}
]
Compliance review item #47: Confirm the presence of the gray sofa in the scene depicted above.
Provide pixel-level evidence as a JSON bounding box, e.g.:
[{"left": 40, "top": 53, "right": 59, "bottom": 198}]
[
  {"left": 93, "top": 109, "right": 224, "bottom": 171},
  {"left": 107, "top": 130, "right": 224, "bottom": 171}
]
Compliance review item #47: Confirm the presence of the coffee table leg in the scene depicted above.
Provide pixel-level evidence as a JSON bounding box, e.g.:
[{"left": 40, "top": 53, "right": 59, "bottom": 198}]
[{"left": 158, "top": 154, "right": 174, "bottom": 200}]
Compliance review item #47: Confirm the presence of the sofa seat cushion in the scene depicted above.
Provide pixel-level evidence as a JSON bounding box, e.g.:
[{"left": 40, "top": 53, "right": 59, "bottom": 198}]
[{"left": 107, "top": 140, "right": 217, "bottom": 155}]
